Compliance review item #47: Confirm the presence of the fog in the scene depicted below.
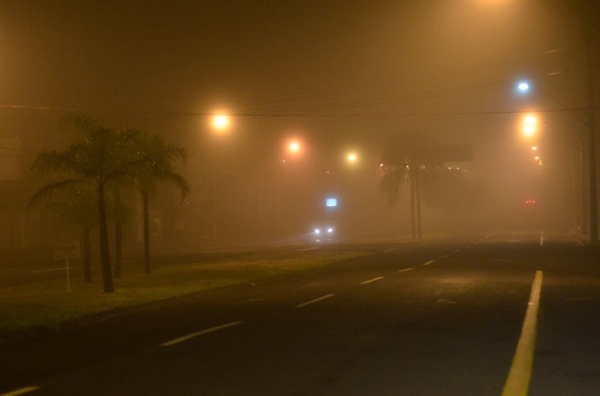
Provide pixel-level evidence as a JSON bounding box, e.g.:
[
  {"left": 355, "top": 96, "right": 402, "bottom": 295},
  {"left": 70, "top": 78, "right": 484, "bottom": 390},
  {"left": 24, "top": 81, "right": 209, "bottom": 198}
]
[{"left": 1, "top": 0, "right": 599, "bottom": 258}]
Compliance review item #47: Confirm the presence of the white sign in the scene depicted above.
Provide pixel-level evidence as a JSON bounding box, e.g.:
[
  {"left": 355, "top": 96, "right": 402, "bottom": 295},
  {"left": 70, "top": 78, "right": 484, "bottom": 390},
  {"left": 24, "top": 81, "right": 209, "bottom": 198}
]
[{"left": 53, "top": 241, "right": 81, "bottom": 260}]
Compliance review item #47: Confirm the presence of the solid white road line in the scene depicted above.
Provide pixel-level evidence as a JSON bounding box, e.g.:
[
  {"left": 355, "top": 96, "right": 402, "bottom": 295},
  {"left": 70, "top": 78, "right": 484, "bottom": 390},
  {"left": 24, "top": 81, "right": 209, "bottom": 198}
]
[
  {"left": 398, "top": 267, "right": 414, "bottom": 272},
  {"left": 360, "top": 276, "right": 384, "bottom": 285},
  {"left": 300, "top": 247, "right": 318, "bottom": 251},
  {"left": 502, "top": 270, "right": 544, "bottom": 396},
  {"left": 422, "top": 260, "right": 434, "bottom": 266},
  {"left": 0, "top": 387, "right": 40, "bottom": 396},
  {"left": 295, "top": 294, "right": 335, "bottom": 308},
  {"left": 160, "top": 322, "right": 243, "bottom": 347},
  {"left": 576, "top": 238, "right": 585, "bottom": 247},
  {"left": 540, "top": 230, "right": 544, "bottom": 246}
]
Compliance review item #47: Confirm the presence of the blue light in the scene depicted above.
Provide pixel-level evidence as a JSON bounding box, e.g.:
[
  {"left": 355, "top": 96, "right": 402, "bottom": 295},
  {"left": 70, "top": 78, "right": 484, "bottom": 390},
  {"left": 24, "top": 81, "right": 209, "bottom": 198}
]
[
  {"left": 325, "top": 198, "right": 337, "bottom": 207},
  {"left": 517, "top": 81, "right": 530, "bottom": 92}
]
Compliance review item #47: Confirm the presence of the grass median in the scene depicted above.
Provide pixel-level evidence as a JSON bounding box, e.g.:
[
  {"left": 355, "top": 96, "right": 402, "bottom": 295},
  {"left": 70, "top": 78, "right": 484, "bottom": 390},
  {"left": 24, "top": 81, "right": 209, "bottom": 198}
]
[{"left": 0, "top": 250, "right": 366, "bottom": 340}]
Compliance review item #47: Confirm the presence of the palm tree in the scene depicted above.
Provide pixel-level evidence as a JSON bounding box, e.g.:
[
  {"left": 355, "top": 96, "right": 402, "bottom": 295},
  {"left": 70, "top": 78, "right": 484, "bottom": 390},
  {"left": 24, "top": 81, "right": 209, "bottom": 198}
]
[
  {"left": 380, "top": 131, "right": 438, "bottom": 239},
  {"left": 29, "top": 114, "right": 142, "bottom": 293},
  {"left": 126, "top": 129, "right": 189, "bottom": 274}
]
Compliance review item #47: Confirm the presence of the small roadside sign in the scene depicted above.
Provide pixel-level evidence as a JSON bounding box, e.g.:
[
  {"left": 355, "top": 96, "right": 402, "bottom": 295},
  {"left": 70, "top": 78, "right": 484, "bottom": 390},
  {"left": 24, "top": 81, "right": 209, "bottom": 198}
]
[
  {"left": 53, "top": 241, "right": 81, "bottom": 260},
  {"left": 53, "top": 241, "right": 80, "bottom": 292}
]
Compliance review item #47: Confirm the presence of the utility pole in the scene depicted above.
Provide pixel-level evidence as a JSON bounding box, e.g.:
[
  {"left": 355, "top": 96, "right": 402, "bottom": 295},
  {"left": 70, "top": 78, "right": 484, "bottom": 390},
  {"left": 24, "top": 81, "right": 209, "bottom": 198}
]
[
  {"left": 586, "top": 36, "right": 598, "bottom": 243},
  {"left": 554, "top": 0, "right": 598, "bottom": 242}
]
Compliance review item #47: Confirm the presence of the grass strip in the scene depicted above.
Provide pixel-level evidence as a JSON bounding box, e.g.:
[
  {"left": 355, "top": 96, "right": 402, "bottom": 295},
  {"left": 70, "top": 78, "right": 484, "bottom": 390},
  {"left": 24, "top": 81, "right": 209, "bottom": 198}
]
[{"left": 0, "top": 250, "right": 365, "bottom": 337}]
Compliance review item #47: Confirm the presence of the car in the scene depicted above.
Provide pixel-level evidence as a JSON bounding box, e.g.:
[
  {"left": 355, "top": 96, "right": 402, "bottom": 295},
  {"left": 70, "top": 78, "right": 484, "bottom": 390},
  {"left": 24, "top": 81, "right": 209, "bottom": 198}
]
[{"left": 312, "top": 221, "right": 337, "bottom": 243}]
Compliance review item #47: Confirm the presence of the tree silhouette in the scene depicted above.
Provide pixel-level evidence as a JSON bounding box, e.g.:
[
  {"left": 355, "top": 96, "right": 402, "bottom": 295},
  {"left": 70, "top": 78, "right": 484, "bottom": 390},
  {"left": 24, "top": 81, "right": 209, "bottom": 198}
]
[
  {"left": 29, "top": 114, "right": 143, "bottom": 293},
  {"left": 380, "top": 131, "right": 439, "bottom": 239},
  {"left": 125, "top": 129, "right": 189, "bottom": 274}
]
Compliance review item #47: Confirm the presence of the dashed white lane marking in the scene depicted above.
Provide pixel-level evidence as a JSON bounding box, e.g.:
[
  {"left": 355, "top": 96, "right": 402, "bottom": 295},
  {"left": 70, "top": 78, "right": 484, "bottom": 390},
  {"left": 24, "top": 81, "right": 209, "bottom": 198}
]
[
  {"left": 0, "top": 387, "right": 41, "bottom": 396},
  {"left": 360, "top": 276, "right": 384, "bottom": 285},
  {"left": 383, "top": 248, "right": 397, "bottom": 253},
  {"left": 441, "top": 254, "right": 452, "bottom": 259},
  {"left": 502, "top": 270, "right": 544, "bottom": 396},
  {"left": 465, "top": 245, "right": 471, "bottom": 249},
  {"left": 296, "top": 294, "right": 335, "bottom": 308},
  {"left": 454, "top": 249, "right": 461, "bottom": 254},
  {"left": 160, "top": 322, "right": 243, "bottom": 347},
  {"left": 422, "top": 260, "right": 434, "bottom": 266},
  {"left": 398, "top": 267, "right": 414, "bottom": 272},
  {"left": 301, "top": 247, "right": 318, "bottom": 251},
  {"left": 540, "top": 230, "right": 544, "bottom": 246},
  {"left": 576, "top": 238, "right": 585, "bottom": 247},
  {"left": 566, "top": 296, "right": 600, "bottom": 301}
]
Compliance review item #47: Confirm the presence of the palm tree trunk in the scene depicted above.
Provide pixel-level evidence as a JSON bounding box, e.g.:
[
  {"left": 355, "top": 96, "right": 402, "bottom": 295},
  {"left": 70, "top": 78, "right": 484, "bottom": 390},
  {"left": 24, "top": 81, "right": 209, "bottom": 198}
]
[
  {"left": 410, "top": 176, "right": 416, "bottom": 239},
  {"left": 114, "top": 188, "right": 123, "bottom": 279},
  {"left": 82, "top": 225, "right": 92, "bottom": 283},
  {"left": 98, "top": 184, "right": 114, "bottom": 292},
  {"left": 142, "top": 191, "right": 151, "bottom": 275}
]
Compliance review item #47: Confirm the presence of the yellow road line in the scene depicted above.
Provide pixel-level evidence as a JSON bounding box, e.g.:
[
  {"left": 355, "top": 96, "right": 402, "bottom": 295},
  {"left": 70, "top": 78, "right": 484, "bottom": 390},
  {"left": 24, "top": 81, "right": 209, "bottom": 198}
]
[
  {"left": 0, "top": 387, "right": 40, "bottom": 396},
  {"left": 502, "top": 270, "right": 544, "bottom": 396}
]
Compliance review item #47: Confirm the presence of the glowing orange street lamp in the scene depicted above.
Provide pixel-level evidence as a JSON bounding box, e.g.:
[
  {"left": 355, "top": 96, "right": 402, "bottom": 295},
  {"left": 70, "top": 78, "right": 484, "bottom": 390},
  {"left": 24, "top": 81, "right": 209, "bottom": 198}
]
[
  {"left": 288, "top": 141, "right": 301, "bottom": 155},
  {"left": 211, "top": 114, "right": 230, "bottom": 132},
  {"left": 522, "top": 114, "right": 537, "bottom": 137}
]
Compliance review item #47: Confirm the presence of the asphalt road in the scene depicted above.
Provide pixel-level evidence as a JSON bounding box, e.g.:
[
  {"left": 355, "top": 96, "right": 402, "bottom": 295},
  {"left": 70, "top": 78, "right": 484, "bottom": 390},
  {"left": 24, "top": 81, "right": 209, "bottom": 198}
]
[{"left": 1, "top": 230, "right": 599, "bottom": 396}]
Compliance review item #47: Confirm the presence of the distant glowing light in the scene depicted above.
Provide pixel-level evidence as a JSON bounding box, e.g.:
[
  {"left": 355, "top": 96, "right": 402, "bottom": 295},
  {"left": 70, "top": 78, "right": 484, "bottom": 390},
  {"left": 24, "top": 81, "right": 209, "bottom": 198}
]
[
  {"left": 212, "top": 114, "right": 230, "bottom": 131},
  {"left": 347, "top": 152, "right": 358, "bottom": 163},
  {"left": 326, "top": 198, "right": 338, "bottom": 207},
  {"left": 532, "top": 146, "right": 537, "bottom": 151},
  {"left": 288, "top": 141, "right": 301, "bottom": 154},
  {"left": 524, "top": 115, "right": 537, "bottom": 124},
  {"left": 518, "top": 82, "right": 530, "bottom": 92},
  {"left": 522, "top": 114, "right": 538, "bottom": 137},
  {"left": 314, "top": 229, "right": 320, "bottom": 234},
  {"left": 535, "top": 156, "right": 540, "bottom": 160}
]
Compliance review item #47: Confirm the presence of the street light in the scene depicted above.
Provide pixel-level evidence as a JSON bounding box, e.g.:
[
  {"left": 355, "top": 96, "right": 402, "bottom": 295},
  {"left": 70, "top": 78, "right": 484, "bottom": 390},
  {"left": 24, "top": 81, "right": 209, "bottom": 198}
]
[
  {"left": 287, "top": 140, "right": 302, "bottom": 156},
  {"left": 211, "top": 114, "right": 230, "bottom": 133},
  {"left": 517, "top": 81, "right": 530, "bottom": 93},
  {"left": 522, "top": 114, "right": 538, "bottom": 137},
  {"left": 347, "top": 152, "right": 358, "bottom": 163}
]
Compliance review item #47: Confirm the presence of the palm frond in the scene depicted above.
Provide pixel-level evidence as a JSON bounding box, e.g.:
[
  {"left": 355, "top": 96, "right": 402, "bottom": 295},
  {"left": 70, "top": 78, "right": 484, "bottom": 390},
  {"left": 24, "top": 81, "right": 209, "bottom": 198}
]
[
  {"left": 156, "top": 170, "right": 190, "bottom": 202},
  {"left": 28, "top": 179, "right": 94, "bottom": 210},
  {"left": 380, "top": 167, "right": 407, "bottom": 207}
]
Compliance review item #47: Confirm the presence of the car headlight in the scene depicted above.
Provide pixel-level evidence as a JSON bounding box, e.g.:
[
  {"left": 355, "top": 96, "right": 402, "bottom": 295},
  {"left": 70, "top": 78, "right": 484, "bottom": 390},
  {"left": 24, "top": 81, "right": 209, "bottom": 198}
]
[
  {"left": 327, "top": 228, "right": 333, "bottom": 233},
  {"left": 314, "top": 229, "right": 320, "bottom": 234}
]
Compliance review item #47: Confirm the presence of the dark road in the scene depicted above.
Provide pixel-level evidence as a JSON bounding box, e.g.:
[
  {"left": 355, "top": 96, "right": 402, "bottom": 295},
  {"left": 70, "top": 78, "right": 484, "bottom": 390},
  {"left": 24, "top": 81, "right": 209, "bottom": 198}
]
[{"left": 1, "top": 230, "right": 599, "bottom": 396}]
